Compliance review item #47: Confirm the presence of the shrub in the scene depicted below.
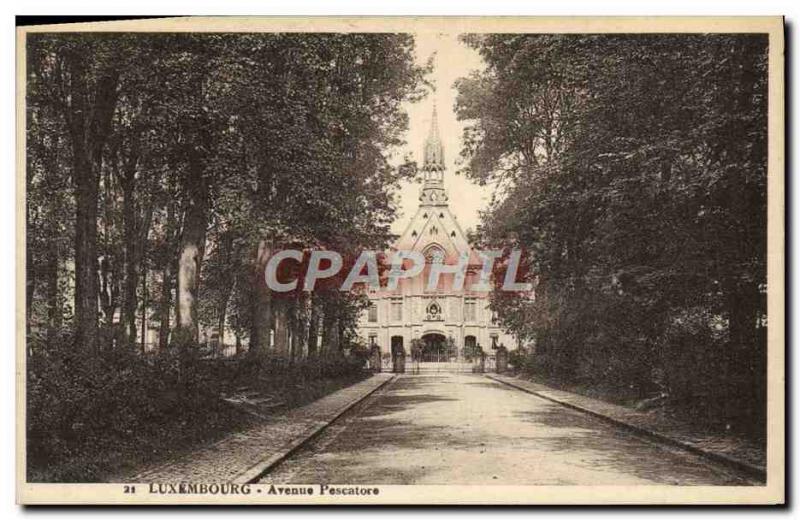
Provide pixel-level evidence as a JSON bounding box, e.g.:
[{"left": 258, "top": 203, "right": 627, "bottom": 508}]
[
  {"left": 26, "top": 331, "right": 369, "bottom": 481},
  {"left": 508, "top": 348, "right": 532, "bottom": 372}
]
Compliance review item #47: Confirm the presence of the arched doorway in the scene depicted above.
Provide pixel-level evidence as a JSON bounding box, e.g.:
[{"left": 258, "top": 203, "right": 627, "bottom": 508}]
[
  {"left": 420, "top": 332, "right": 447, "bottom": 362},
  {"left": 412, "top": 332, "right": 470, "bottom": 373},
  {"left": 391, "top": 336, "right": 405, "bottom": 373}
]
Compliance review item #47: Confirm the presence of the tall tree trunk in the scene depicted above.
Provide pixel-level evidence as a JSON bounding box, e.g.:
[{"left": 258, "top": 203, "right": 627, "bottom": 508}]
[
  {"left": 248, "top": 238, "right": 273, "bottom": 357},
  {"left": 215, "top": 231, "right": 235, "bottom": 348},
  {"left": 65, "top": 51, "right": 119, "bottom": 354},
  {"left": 337, "top": 320, "right": 347, "bottom": 353},
  {"left": 136, "top": 208, "right": 153, "bottom": 352},
  {"left": 307, "top": 294, "right": 320, "bottom": 357},
  {"left": 273, "top": 299, "right": 289, "bottom": 357},
  {"left": 128, "top": 203, "right": 153, "bottom": 343},
  {"left": 140, "top": 257, "right": 147, "bottom": 352},
  {"left": 158, "top": 201, "right": 177, "bottom": 350},
  {"left": 99, "top": 164, "right": 118, "bottom": 332},
  {"left": 289, "top": 294, "right": 307, "bottom": 361},
  {"left": 217, "top": 287, "right": 231, "bottom": 348},
  {"left": 157, "top": 267, "right": 173, "bottom": 350},
  {"left": 120, "top": 168, "right": 137, "bottom": 344},
  {"left": 174, "top": 158, "right": 209, "bottom": 349},
  {"left": 73, "top": 147, "right": 101, "bottom": 352}
]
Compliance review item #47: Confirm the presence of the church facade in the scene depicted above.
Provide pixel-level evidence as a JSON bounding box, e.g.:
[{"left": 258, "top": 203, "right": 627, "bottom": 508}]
[{"left": 356, "top": 106, "right": 516, "bottom": 361}]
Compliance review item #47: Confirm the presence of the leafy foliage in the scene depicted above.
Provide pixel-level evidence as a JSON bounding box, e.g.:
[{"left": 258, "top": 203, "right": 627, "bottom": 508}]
[
  {"left": 456, "top": 35, "right": 768, "bottom": 437},
  {"left": 25, "top": 33, "right": 429, "bottom": 480}
]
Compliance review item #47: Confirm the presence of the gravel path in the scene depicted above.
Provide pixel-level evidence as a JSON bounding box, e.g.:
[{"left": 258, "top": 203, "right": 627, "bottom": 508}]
[
  {"left": 488, "top": 373, "right": 765, "bottom": 480},
  {"left": 261, "top": 373, "right": 758, "bottom": 485}
]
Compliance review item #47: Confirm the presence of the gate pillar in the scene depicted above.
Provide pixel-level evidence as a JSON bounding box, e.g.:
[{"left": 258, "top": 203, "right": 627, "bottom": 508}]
[
  {"left": 370, "top": 345, "right": 382, "bottom": 373},
  {"left": 473, "top": 348, "right": 486, "bottom": 373},
  {"left": 495, "top": 346, "right": 508, "bottom": 373},
  {"left": 393, "top": 350, "right": 406, "bottom": 373}
]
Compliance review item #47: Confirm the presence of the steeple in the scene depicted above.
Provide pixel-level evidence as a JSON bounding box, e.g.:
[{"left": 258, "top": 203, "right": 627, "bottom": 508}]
[
  {"left": 420, "top": 102, "right": 448, "bottom": 206},
  {"left": 423, "top": 101, "right": 445, "bottom": 171}
]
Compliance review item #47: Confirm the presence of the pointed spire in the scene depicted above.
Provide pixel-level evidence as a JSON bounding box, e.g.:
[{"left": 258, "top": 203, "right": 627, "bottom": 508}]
[
  {"left": 420, "top": 101, "right": 448, "bottom": 206},
  {"left": 423, "top": 101, "right": 444, "bottom": 171},
  {"left": 429, "top": 100, "right": 440, "bottom": 142}
]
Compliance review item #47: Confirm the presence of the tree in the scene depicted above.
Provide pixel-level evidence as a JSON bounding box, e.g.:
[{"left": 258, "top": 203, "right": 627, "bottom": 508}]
[
  {"left": 26, "top": 32, "right": 429, "bottom": 363},
  {"left": 25, "top": 31, "right": 431, "bottom": 482},
  {"left": 28, "top": 35, "right": 124, "bottom": 353},
  {"left": 457, "top": 34, "right": 768, "bottom": 435}
]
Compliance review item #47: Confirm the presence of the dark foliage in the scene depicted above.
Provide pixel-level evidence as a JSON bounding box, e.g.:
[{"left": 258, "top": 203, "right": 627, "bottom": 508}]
[
  {"left": 457, "top": 34, "right": 768, "bottom": 439},
  {"left": 27, "top": 330, "right": 369, "bottom": 482},
  {"left": 25, "top": 32, "right": 429, "bottom": 479}
]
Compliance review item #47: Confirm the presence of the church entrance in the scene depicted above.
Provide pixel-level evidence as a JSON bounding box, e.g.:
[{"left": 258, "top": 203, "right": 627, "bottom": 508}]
[
  {"left": 420, "top": 333, "right": 448, "bottom": 362},
  {"left": 411, "top": 332, "right": 471, "bottom": 373}
]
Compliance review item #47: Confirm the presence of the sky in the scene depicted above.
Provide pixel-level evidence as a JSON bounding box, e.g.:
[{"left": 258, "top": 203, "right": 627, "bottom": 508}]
[{"left": 388, "top": 33, "right": 493, "bottom": 236}]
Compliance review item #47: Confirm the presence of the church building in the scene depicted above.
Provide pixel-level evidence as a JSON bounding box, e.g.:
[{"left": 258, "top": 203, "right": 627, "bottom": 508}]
[{"left": 357, "top": 105, "right": 517, "bottom": 362}]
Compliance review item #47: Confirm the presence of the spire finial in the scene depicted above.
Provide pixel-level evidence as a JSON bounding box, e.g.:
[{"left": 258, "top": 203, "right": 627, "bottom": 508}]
[
  {"left": 429, "top": 100, "right": 440, "bottom": 141},
  {"left": 423, "top": 100, "right": 443, "bottom": 169},
  {"left": 420, "top": 99, "right": 447, "bottom": 205}
]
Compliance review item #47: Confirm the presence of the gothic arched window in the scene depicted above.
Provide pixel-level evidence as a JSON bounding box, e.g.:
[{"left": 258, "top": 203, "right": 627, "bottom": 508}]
[{"left": 423, "top": 244, "right": 445, "bottom": 264}]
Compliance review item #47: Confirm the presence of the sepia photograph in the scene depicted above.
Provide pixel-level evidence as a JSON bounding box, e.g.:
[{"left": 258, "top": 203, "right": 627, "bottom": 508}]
[{"left": 15, "top": 16, "right": 784, "bottom": 505}]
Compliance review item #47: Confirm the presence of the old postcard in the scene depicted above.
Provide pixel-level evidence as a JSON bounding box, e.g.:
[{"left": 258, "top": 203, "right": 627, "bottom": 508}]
[{"left": 16, "top": 16, "right": 785, "bottom": 505}]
